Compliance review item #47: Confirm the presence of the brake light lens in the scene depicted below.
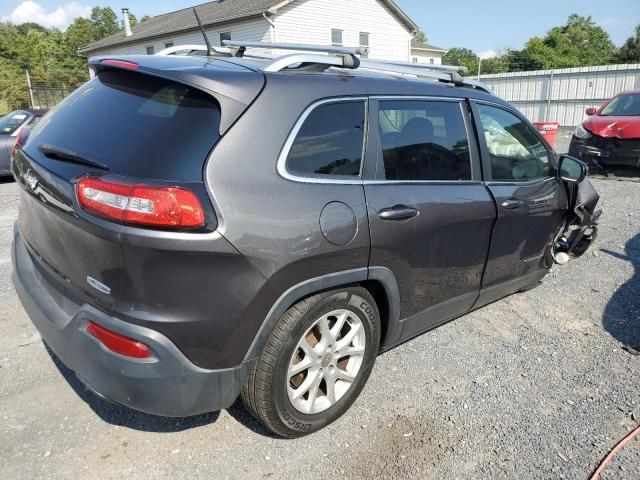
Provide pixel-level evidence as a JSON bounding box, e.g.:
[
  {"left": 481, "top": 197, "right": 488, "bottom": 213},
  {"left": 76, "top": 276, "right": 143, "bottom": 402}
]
[
  {"left": 100, "top": 59, "right": 139, "bottom": 70},
  {"left": 11, "top": 127, "right": 30, "bottom": 158},
  {"left": 76, "top": 176, "right": 205, "bottom": 228},
  {"left": 86, "top": 322, "right": 151, "bottom": 358}
]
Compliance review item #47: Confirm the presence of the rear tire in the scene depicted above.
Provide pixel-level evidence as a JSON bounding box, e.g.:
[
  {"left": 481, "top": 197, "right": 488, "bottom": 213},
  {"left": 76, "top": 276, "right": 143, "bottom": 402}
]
[{"left": 241, "top": 286, "right": 380, "bottom": 438}]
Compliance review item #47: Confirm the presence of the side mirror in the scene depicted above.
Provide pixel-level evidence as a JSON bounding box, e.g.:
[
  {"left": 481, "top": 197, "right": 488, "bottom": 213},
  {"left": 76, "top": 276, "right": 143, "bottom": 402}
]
[
  {"left": 558, "top": 155, "right": 587, "bottom": 183},
  {"left": 585, "top": 107, "right": 597, "bottom": 116}
]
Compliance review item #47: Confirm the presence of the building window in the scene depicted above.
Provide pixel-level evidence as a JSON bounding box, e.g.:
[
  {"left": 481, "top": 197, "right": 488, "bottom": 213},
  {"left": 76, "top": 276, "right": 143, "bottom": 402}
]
[
  {"left": 412, "top": 57, "right": 418, "bottom": 63},
  {"left": 430, "top": 58, "right": 435, "bottom": 64},
  {"left": 165, "top": 42, "right": 174, "bottom": 49},
  {"left": 331, "top": 29, "right": 343, "bottom": 46},
  {"left": 359, "top": 32, "right": 369, "bottom": 57},
  {"left": 219, "top": 32, "right": 231, "bottom": 44},
  {"left": 146, "top": 46, "right": 155, "bottom": 55}
]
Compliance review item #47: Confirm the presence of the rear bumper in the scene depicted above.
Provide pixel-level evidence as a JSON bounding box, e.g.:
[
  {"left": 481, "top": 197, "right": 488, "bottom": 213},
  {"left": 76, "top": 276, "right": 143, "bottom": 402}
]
[{"left": 12, "top": 226, "right": 245, "bottom": 417}]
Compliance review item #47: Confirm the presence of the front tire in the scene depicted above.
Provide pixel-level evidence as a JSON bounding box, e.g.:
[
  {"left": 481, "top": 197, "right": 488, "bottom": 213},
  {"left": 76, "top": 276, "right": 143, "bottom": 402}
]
[{"left": 241, "top": 286, "right": 380, "bottom": 438}]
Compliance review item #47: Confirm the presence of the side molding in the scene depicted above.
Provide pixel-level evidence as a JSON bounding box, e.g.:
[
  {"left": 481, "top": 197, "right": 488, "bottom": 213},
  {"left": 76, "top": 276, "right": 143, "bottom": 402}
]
[
  {"left": 368, "top": 266, "right": 402, "bottom": 349},
  {"left": 243, "top": 268, "right": 368, "bottom": 361},
  {"left": 243, "top": 266, "right": 402, "bottom": 361}
]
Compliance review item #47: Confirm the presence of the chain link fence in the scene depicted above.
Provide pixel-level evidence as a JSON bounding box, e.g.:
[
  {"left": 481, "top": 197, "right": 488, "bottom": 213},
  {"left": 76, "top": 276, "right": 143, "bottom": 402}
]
[{"left": 0, "top": 61, "right": 89, "bottom": 114}]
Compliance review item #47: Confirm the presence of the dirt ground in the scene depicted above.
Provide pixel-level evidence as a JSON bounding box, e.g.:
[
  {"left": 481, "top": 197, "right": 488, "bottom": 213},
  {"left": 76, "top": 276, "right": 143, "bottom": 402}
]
[{"left": 1, "top": 176, "right": 638, "bottom": 479}]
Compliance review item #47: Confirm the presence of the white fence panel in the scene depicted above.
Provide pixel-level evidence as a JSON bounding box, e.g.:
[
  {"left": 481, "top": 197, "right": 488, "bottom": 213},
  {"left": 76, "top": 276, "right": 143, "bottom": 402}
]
[{"left": 481, "top": 64, "right": 640, "bottom": 127}]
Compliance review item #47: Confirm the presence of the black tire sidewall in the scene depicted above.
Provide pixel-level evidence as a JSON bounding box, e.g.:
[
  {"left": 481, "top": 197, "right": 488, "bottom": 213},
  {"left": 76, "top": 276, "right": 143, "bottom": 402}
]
[{"left": 271, "top": 289, "right": 379, "bottom": 435}]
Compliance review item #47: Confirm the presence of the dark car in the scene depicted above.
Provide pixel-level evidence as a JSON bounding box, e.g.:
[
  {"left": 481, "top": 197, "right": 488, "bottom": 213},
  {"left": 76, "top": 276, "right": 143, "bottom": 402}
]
[
  {"left": 11, "top": 42, "right": 600, "bottom": 438},
  {"left": 0, "top": 109, "right": 47, "bottom": 176},
  {"left": 569, "top": 90, "right": 640, "bottom": 171}
]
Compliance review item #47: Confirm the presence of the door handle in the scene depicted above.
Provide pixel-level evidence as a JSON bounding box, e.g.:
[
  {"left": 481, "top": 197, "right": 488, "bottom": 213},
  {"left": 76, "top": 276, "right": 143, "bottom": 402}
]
[
  {"left": 378, "top": 205, "right": 419, "bottom": 221},
  {"left": 501, "top": 199, "right": 523, "bottom": 210}
]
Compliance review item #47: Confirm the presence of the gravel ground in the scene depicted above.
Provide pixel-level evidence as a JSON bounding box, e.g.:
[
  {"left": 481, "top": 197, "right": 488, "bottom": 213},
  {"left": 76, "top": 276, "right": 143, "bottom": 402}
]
[{"left": 1, "top": 176, "right": 639, "bottom": 479}]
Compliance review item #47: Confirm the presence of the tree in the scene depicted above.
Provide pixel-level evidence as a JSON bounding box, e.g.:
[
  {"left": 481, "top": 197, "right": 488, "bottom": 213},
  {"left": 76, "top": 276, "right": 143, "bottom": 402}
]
[
  {"left": 89, "top": 7, "right": 120, "bottom": 39},
  {"left": 443, "top": 47, "right": 478, "bottom": 75},
  {"left": 517, "top": 14, "right": 615, "bottom": 70},
  {"left": 140, "top": 16, "right": 152, "bottom": 23},
  {"left": 616, "top": 25, "right": 640, "bottom": 63},
  {"left": 414, "top": 30, "right": 427, "bottom": 44}
]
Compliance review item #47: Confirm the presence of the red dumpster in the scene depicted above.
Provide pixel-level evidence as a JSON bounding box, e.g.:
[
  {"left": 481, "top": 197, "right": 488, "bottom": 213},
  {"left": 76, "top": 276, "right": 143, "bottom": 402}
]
[{"left": 533, "top": 122, "right": 560, "bottom": 149}]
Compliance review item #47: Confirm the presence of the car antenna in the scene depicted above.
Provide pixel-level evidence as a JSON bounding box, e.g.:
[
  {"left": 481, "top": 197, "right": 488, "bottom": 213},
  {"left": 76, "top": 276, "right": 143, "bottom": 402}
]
[{"left": 192, "top": 7, "right": 215, "bottom": 56}]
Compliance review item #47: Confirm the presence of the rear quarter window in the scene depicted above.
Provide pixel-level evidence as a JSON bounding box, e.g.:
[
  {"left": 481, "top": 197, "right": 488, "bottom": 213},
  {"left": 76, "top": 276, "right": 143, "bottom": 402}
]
[
  {"left": 25, "top": 70, "right": 221, "bottom": 182},
  {"left": 284, "top": 100, "right": 366, "bottom": 178}
]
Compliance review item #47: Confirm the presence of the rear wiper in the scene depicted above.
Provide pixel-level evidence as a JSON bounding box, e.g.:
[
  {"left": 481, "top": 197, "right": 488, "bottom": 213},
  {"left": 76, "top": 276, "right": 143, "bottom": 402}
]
[{"left": 38, "top": 144, "right": 109, "bottom": 171}]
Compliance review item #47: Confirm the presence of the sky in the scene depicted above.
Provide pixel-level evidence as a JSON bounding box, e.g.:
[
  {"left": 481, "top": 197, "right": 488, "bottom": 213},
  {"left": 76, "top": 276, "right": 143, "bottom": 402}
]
[{"left": 0, "top": 0, "right": 638, "bottom": 55}]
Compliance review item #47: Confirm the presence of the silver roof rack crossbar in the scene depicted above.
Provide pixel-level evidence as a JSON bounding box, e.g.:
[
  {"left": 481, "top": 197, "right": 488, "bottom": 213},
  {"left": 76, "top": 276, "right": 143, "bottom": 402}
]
[
  {"left": 263, "top": 53, "right": 359, "bottom": 72},
  {"left": 159, "top": 41, "right": 490, "bottom": 92}
]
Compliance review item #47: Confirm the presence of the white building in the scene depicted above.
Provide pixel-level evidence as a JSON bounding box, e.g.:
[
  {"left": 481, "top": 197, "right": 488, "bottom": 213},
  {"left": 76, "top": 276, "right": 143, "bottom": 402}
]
[
  {"left": 80, "top": 0, "right": 420, "bottom": 61},
  {"left": 410, "top": 39, "right": 447, "bottom": 65}
]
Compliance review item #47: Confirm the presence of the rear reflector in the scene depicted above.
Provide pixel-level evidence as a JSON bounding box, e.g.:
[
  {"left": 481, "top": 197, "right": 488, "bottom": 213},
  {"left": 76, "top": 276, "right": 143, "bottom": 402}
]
[
  {"left": 86, "top": 322, "right": 151, "bottom": 358},
  {"left": 76, "top": 176, "right": 205, "bottom": 228},
  {"left": 100, "top": 59, "right": 139, "bottom": 70}
]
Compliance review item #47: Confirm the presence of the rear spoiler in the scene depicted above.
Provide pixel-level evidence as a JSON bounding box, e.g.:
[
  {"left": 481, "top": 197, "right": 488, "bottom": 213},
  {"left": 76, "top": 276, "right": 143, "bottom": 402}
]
[{"left": 89, "top": 55, "right": 265, "bottom": 134}]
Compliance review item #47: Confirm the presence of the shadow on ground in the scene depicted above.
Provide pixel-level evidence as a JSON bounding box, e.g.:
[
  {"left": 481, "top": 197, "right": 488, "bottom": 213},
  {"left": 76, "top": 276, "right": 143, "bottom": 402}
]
[
  {"left": 45, "top": 343, "right": 281, "bottom": 436},
  {"left": 589, "top": 166, "right": 640, "bottom": 181},
  {"left": 602, "top": 233, "right": 640, "bottom": 351},
  {"left": 45, "top": 344, "right": 220, "bottom": 433}
]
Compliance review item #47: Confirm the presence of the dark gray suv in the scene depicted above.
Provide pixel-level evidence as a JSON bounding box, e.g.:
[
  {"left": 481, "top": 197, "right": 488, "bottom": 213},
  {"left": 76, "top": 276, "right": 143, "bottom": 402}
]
[{"left": 11, "top": 43, "right": 600, "bottom": 437}]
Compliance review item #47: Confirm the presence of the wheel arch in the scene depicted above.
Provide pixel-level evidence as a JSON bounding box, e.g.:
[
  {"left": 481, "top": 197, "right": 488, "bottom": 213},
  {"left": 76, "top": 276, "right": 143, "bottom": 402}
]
[{"left": 243, "top": 267, "right": 402, "bottom": 362}]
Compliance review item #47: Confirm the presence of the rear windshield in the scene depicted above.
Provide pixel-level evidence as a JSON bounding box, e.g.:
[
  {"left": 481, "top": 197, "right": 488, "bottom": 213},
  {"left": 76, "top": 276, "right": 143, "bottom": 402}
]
[
  {"left": 25, "top": 70, "right": 221, "bottom": 181},
  {"left": 0, "top": 111, "right": 29, "bottom": 135}
]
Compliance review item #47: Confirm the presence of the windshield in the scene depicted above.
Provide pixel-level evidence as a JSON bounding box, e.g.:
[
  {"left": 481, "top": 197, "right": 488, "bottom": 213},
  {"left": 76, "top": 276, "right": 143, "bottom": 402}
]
[
  {"left": 0, "top": 111, "right": 29, "bottom": 135},
  {"left": 600, "top": 93, "right": 640, "bottom": 117}
]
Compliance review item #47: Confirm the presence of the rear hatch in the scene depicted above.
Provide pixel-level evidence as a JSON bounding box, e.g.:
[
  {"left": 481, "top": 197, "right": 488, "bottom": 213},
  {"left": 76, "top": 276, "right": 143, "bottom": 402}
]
[{"left": 13, "top": 56, "right": 264, "bottom": 308}]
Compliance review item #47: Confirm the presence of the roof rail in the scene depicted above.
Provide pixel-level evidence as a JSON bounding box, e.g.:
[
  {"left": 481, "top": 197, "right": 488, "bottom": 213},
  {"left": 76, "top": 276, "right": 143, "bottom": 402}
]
[{"left": 160, "top": 41, "right": 491, "bottom": 92}]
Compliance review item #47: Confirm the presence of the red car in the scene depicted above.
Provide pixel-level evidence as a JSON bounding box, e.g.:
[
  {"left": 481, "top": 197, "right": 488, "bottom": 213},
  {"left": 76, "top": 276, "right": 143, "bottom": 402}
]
[{"left": 569, "top": 90, "right": 640, "bottom": 170}]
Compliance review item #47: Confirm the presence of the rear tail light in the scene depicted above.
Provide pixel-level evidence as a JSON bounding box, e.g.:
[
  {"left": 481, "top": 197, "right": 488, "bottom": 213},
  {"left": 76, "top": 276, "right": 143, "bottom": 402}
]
[
  {"left": 76, "top": 176, "right": 205, "bottom": 229},
  {"left": 86, "top": 322, "right": 151, "bottom": 358},
  {"left": 11, "top": 127, "right": 30, "bottom": 158}
]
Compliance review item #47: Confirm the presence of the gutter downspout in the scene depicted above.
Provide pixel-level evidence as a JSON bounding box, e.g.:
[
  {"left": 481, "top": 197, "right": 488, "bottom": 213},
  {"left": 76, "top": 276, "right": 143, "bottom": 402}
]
[{"left": 263, "top": 12, "right": 276, "bottom": 43}]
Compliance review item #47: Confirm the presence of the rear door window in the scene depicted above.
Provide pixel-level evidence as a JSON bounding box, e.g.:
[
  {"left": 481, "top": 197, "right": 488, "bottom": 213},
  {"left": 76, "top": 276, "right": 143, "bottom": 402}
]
[
  {"left": 24, "top": 70, "right": 221, "bottom": 182},
  {"left": 285, "top": 100, "right": 365, "bottom": 178},
  {"left": 377, "top": 100, "right": 472, "bottom": 181}
]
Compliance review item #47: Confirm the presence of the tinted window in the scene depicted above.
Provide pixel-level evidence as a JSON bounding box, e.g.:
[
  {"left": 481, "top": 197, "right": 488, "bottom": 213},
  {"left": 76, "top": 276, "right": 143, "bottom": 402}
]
[
  {"left": 25, "top": 69, "right": 221, "bottom": 181},
  {"left": 286, "top": 101, "right": 365, "bottom": 177},
  {"left": 0, "top": 111, "right": 29, "bottom": 135},
  {"left": 476, "top": 104, "right": 552, "bottom": 182},
  {"left": 378, "top": 100, "right": 471, "bottom": 181}
]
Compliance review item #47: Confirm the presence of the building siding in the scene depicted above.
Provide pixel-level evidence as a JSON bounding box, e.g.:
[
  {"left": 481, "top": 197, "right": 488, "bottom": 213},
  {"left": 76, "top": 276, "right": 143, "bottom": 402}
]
[
  {"left": 481, "top": 64, "right": 640, "bottom": 127},
  {"left": 86, "top": 0, "right": 412, "bottom": 61},
  {"left": 272, "top": 0, "right": 411, "bottom": 60},
  {"left": 88, "top": 17, "right": 271, "bottom": 56},
  {"left": 411, "top": 50, "right": 444, "bottom": 65}
]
